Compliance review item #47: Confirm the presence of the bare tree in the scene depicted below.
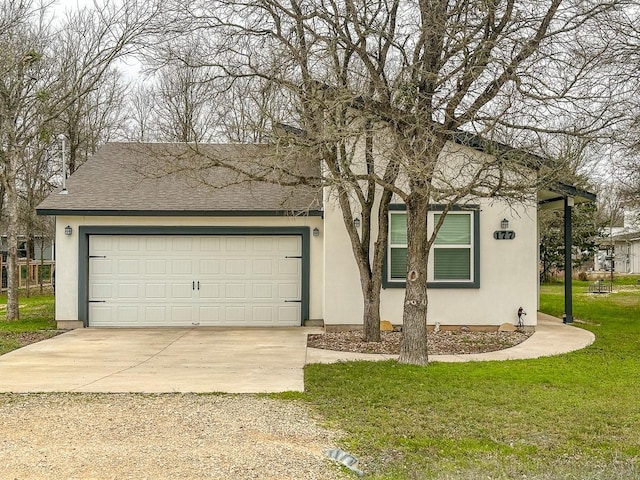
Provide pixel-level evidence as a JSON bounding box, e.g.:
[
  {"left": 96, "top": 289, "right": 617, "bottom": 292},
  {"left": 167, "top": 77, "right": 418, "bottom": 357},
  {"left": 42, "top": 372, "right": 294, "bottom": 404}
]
[
  {"left": 55, "top": 67, "right": 127, "bottom": 175},
  {"left": 17, "top": 140, "right": 56, "bottom": 296},
  {"left": 219, "top": 77, "right": 284, "bottom": 143},
  {"left": 154, "top": 61, "right": 219, "bottom": 142},
  {"left": 121, "top": 82, "right": 159, "bottom": 141},
  {"left": 0, "top": 0, "right": 55, "bottom": 319},
  {"left": 157, "top": 0, "right": 627, "bottom": 363},
  {"left": 0, "top": 0, "right": 158, "bottom": 320}
]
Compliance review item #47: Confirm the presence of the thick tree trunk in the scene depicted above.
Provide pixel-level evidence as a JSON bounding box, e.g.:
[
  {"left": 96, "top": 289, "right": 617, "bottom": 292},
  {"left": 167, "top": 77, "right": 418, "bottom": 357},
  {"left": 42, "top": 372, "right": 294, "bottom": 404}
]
[
  {"left": 4, "top": 161, "right": 20, "bottom": 320},
  {"left": 39, "top": 239, "right": 44, "bottom": 294},
  {"left": 362, "top": 280, "right": 381, "bottom": 342},
  {"left": 398, "top": 193, "right": 430, "bottom": 365},
  {"left": 362, "top": 187, "right": 395, "bottom": 342},
  {"left": 355, "top": 187, "right": 396, "bottom": 342}
]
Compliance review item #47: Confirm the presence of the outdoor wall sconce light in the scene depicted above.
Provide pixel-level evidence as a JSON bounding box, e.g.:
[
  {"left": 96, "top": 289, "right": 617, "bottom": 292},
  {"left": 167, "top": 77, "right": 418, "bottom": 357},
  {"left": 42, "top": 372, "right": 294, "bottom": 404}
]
[
  {"left": 313, "top": 227, "right": 320, "bottom": 237},
  {"left": 494, "top": 218, "right": 516, "bottom": 240},
  {"left": 354, "top": 217, "right": 361, "bottom": 228},
  {"left": 64, "top": 225, "right": 72, "bottom": 236}
]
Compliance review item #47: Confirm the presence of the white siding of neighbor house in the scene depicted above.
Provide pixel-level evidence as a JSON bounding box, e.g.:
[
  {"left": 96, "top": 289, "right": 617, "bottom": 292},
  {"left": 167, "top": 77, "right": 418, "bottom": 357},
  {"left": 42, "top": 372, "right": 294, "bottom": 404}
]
[
  {"left": 632, "top": 240, "right": 640, "bottom": 274},
  {"left": 54, "top": 215, "right": 324, "bottom": 325},
  {"left": 614, "top": 238, "right": 640, "bottom": 274}
]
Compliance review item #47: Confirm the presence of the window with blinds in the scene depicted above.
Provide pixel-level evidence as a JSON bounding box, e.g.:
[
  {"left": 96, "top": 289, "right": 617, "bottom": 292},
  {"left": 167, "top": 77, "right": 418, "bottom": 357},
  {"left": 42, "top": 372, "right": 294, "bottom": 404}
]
[
  {"left": 389, "top": 212, "right": 408, "bottom": 280},
  {"left": 387, "top": 209, "right": 475, "bottom": 285},
  {"left": 433, "top": 213, "right": 472, "bottom": 280}
]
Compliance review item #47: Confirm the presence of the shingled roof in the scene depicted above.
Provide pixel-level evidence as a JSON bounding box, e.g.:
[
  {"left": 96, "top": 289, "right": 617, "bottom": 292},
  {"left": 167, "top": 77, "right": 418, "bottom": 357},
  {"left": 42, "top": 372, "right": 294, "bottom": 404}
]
[{"left": 37, "top": 142, "right": 323, "bottom": 216}]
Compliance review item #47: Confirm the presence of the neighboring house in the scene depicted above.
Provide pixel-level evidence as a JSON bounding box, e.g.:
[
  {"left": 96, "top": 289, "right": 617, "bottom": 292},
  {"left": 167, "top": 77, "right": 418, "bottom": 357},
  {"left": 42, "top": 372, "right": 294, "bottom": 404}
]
[
  {"left": 595, "top": 209, "right": 640, "bottom": 273},
  {"left": 603, "top": 232, "right": 640, "bottom": 274},
  {"left": 37, "top": 142, "right": 591, "bottom": 330},
  {"left": 613, "top": 231, "right": 640, "bottom": 273},
  {"left": 0, "top": 236, "right": 54, "bottom": 261},
  {"left": 0, "top": 236, "right": 55, "bottom": 290}
]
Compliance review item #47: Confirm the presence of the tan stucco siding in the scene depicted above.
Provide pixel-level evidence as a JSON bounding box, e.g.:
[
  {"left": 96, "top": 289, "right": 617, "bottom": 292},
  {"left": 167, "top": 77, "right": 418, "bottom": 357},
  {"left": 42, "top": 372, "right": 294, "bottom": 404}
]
[
  {"left": 323, "top": 194, "right": 539, "bottom": 328},
  {"left": 322, "top": 138, "right": 539, "bottom": 328}
]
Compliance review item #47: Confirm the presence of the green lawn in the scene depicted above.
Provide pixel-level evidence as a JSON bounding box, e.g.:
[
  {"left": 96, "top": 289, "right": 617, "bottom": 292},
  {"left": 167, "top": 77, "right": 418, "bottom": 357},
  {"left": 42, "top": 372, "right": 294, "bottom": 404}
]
[
  {"left": 0, "top": 289, "right": 57, "bottom": 355},
  {"left": 302, "top": 277, "right": 640, "bottom": 479},
  {"left": 2, "top": 282, "right": 640, "bottom": 478}
]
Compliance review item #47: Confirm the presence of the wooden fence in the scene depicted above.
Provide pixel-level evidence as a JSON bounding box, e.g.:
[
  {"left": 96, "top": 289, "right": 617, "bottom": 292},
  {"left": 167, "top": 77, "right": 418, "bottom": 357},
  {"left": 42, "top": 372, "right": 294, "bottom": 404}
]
[{"left": 0, "top": 257, "right": 55, "bottom": 290}]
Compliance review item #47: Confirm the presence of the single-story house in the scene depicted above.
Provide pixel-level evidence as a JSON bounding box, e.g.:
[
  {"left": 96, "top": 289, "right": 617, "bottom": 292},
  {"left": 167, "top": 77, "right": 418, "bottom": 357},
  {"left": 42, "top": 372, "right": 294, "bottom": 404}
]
[
  {"left": 594, "top": 209, "right": 640, "bottom": 274},
  {"left": 0, "top": 235, "right": 54, "bottom": 261},
  {"left": 605, "top": 232, "right": 640, "bottom": 274},
  {"left": 37, "top": 141, "right": 592, "bottom": 330}
]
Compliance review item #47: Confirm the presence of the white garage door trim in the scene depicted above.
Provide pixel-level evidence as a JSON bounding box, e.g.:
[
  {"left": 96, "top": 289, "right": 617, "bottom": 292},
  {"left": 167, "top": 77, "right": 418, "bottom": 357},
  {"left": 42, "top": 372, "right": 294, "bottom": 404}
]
[{"left": 78, "top": 227, "right": 311, "bottom": 327}]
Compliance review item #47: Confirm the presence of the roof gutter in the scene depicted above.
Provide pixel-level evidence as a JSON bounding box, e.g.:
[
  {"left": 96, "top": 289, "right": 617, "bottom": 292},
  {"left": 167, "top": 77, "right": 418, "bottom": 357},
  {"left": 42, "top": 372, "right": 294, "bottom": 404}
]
[{"left": 36, "top": 209, "right": 324, "bottom": 218}]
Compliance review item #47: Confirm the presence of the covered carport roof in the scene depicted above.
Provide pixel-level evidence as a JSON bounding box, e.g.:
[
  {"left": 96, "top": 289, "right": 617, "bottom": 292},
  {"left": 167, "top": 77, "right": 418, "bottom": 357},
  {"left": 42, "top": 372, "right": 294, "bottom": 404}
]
[{"left": 538, "top": 182, "right": 597, "bottom": 210}]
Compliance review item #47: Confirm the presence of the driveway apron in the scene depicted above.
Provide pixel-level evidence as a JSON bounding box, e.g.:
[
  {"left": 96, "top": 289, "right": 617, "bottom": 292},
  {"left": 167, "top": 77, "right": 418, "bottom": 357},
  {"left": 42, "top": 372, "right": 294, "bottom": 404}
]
[{"left": 0, "top": 328, "right": 314, "bottom": 393}]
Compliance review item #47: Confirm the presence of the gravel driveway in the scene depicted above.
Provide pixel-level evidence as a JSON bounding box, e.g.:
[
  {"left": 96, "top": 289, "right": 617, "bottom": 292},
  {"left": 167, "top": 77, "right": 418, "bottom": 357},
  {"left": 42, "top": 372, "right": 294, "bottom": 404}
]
[{"left": 0, "top": 393, "right": 349, "bottom": 480}]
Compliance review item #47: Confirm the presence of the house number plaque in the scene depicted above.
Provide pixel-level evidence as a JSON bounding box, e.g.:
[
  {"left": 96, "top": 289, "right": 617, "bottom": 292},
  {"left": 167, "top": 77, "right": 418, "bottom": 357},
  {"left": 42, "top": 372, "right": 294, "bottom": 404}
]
[{"left": 493, "top": 230, "right": 516, "bottom": 240}]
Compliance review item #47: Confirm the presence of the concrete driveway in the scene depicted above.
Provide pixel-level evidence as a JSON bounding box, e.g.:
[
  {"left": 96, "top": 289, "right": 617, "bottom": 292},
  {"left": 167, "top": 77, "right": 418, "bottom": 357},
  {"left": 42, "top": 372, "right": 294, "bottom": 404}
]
[{"left": 0, "top": 328, "right": 316, "bottom": 393}]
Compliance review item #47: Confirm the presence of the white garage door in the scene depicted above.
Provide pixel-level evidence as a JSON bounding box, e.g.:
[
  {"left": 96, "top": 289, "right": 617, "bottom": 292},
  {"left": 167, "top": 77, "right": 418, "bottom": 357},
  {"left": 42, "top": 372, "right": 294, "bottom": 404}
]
[{"left": 88, "top": 235, "right": 302, "bottom": 327}]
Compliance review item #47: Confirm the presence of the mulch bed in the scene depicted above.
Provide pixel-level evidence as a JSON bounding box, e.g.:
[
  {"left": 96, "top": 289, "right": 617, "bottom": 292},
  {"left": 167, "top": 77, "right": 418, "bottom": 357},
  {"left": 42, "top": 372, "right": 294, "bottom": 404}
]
[{"left": 307, "top": 329, "right": 533, "bottom": 355}]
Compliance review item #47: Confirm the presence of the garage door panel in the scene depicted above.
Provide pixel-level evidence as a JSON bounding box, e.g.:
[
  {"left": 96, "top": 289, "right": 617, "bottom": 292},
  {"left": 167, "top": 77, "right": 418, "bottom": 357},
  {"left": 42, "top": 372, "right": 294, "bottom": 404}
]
[
  {"left": 117, "top": 283, "right": 140, "bottom": 298},
  {"left": 118, "top": 237, "right": 141, "bottom": 252},
  {"left": 278, "top": 283, "right": 300, "bottom": 300},
  {"left": 118, "top": 305, "right": 140, "bottom": 321},
  {"left": 199, "top": 237, "right": 222, "bottom": 251},
  {"left": 145, "top": 259, "right": 167, "bottom": 275},
  {"left": 252, "top": 306, "right": 274, "bottom": 322},
  {"left": 145, "top": 283, "right": 167, "bottom": 298},
  {"left": 199, "top": 283, "right": 221, "bottom": 299},
  {"left": 172, "top": 237, "right": 193, "bottom": 252},
  {"left": 91, "top": 258, "right": 113, "bottom": 275},
  {"left": 225, "top": 306, "right": 246, "bottom": 323},
  {"left": 197, "top": 306, "right": 220, "bottom": 324},
  {"left": 278, "top": 305, "right": 301, "bottom": 323},
  {"left": 118, "top": 259, "right": 139, "bottom": 275},
  {"left": 225, "top": 283, "right": 246, "bottom": 299},
  {"left": 253, "top": 237, "right": 274, "bottom": 251},
  {"left": 145, "top": 305, "right": 167, "bottom": 324},
  {"left": 91, "top": 283, "right": 113, "bottom": 299},
  {"left": 89, "top": 234, "right": 303, "bottom": 327},
  {"left": 170, "top": 306, "right": 195, "bottom": 323},
  {"left": 199, "top": 259, "right": 220, "bottom": 275},
  {"left": 145, "top": 237, "right": 167, "bottom": 251},
  {"left": 278, "top": 259, "right": 300, "bottom": 275},
  {"left": 91, "top": 236, "right": 113, "bottom": 253},
  {"left": 171, "top": 283, "right": 193, "bottom": 299},
  {"left": 252, "top": 259, "right": 274, "bottom": 275},
  {"left": 226, "top": 237, "right": 247, "bottom": 251},
  {"left": 171, "top": 259, "right": 193, "bottom": 275},
  {"left": 252, "top": 284, "right": 273, "bottom": 299},
  {"left": 278, "top": 236, "right": 301, "bottom": 254},
  {"left": 89, "top": 304, "right": 112, "bottom": 324},
  {"left": 225, "top": 258, "right": 246, "bottom": 275}
]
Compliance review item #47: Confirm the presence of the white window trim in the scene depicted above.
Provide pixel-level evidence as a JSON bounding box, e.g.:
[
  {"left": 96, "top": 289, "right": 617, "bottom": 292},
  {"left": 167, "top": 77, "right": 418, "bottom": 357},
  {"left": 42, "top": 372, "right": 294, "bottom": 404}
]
[{"left": 388, "top": 211, "right": 408, "bottom": 281}]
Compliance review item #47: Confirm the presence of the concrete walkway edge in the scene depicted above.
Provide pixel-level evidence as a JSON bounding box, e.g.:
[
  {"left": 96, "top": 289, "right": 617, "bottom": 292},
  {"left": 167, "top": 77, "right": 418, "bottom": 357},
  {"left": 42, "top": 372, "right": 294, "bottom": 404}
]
[{"left": 305, "top": 312, "right": 596, "bottom": 364}]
